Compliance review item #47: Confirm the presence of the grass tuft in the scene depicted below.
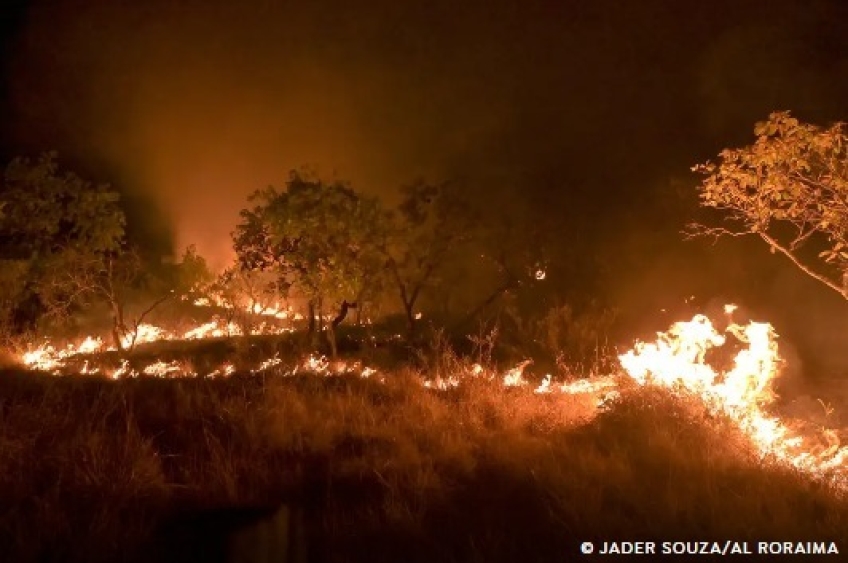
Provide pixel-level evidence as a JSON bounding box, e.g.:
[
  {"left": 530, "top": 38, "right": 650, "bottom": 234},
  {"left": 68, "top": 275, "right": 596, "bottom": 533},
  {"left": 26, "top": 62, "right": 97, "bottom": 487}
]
[{"left": 0, "top": 362, "right": 845, "bottom": 562}]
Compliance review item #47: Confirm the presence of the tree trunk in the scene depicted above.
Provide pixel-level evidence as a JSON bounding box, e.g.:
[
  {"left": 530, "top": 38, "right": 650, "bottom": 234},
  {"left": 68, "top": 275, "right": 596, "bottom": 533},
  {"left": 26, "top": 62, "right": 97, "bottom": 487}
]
[
  {"left": 403, "top": 296, "right": 420, "bottom": 341},
  {"left": 331, "top": 300, "right": 355, "bottom": 329},
  {"left": 326, "top": 325, "right": 337, "bottom": 358},
  {"left": 110, "top": 300, "right": 127, "bottom": 352},
  {"left": 327, "top": 301, "right": 356, "bottom": 358},
  {"left": 307, "top": 300, "right": 316, "bottom": 337}
]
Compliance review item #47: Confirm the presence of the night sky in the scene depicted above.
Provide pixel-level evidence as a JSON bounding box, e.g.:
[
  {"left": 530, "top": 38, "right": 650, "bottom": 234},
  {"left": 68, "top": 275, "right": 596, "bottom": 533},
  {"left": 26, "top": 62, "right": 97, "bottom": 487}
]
[{"left": 2, "top": 0, "right": 847, "bottom": 372}]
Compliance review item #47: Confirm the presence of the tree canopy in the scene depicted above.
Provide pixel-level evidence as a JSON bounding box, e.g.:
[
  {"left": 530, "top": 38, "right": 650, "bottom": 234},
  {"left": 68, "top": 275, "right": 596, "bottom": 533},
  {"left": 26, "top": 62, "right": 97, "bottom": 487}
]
[
  {"left": 0, "top": 153, "right": 210, "bottom": 344},
  {"left": 1, "top": 152, "right": 125, "bottom": 258},
  {"left": 690, "top": 111, "right": 848, "bottom": 300},
  {"left": 233, "top": 170, "right": 388, "bottom": 353},
  {"left": 0, "top": 152, "right": 127, "bottom": 333},
  {"left": 381, "top": 179, "right": 477, "bottom": 336}
]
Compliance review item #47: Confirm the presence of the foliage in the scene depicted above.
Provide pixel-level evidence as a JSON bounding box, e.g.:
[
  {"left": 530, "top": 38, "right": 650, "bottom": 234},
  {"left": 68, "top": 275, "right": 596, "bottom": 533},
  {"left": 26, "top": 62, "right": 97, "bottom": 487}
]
[
  {"left": 233, "top": 170, "right": 389, "bottom": 353},
  {"left": 170, "top": 244, "right": 215, "bottom": 299},
  {"left": 381, "top": 180, "right": 477, "bottom": 337},
  {"left": 0, "top": 153, "right": 127, "bottom": 336},
  {"left": 531, "top": 302, "right": 618, "bottom": 376},
  {"left": 690, "top": 111, "right": 848, "bottom": 300},
  {"left": 38, "top": 248, "right": 163, "bottom": 351},
  {"left": 102, "top": 246, "right": 217, "bottom": 352},
  {"left": 447, "top": 190, "right": 552, "bottom": 333},
  {"left": 1, "top": 152, "right": 125, "bottom": 256},
  {"left": 108, "top": 246, "right": 220, "bottom": 350},
  {"left": 9, "top": 238, "right": 211, "bottom": 351},
  {"left": 497, "top": 299, "right": 618, "bottom": 376},
  {"left": 0, "top": 261, "right": 31, "bottom": 343}
]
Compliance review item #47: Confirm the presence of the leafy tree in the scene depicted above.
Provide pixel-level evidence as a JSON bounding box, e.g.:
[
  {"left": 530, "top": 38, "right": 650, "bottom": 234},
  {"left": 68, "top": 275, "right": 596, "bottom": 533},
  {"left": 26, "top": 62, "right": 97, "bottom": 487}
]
[
  {"left": 171, "top": 244, "right": 215, "bottom": 300},
  {"left": 1, "top": 152, "right": 125, "bottom": 257},
  {"left": 45, "top": 247, "right": 146, "bottom": 350},
  {"left": 0, "top": 152, "right": 126, "bottom": 335},
  {"left": 380, "top": 180, "right": 477, "bottom": 338},
  {"left": 690, "top": 112, "right": 848, "bottom": 300},
  {"left": 233, "top": 170, "right": 389, "bottom": 356},
  {"left": 463, "top": 206, "right": 550, "bottom": 324}
]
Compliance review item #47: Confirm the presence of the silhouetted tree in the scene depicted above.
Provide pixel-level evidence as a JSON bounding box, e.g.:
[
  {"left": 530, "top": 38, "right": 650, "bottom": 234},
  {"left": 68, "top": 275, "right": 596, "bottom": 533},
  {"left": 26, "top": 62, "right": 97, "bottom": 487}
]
[
  {"left": 38, "top": 244, "right": 211, "bottom": 352},
  {"left": 380, "top": 180, "right": 476, "bottom": 338},
  {"left": 233, "top": 170, "right": 388, "bottom": 356},
  {"left": 0, "top": 152, "right": 125, "bottom": 336},
  {"left": 457, "top": 212, "right": 549, "bottom": 330}
]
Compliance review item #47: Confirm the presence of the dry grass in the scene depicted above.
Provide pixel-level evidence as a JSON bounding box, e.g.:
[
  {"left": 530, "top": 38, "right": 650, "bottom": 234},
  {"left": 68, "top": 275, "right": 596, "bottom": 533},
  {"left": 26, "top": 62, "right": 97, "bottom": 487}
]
[{"left": 0, "top": 359, "right": 846, "bottom": 563}]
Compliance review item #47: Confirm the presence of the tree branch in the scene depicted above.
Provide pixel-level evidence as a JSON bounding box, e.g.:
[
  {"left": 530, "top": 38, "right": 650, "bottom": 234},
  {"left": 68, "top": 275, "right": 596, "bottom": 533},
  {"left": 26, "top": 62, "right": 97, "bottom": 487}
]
[
  {"left": 683, "top": 223, "right": 750, "bottom": 242},
  {"left": 758, "top": 232, "right": 848, "bottom": 300}
]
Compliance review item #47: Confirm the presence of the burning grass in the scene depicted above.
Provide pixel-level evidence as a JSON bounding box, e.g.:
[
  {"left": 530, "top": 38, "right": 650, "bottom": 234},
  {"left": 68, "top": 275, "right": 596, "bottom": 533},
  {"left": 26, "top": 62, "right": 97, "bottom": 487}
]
[
  {"left": 0, "top": 362, "right": 846, "bottom": 563},
  {"left": 2, "top": 305, "right": 847, "bottom": 561}
]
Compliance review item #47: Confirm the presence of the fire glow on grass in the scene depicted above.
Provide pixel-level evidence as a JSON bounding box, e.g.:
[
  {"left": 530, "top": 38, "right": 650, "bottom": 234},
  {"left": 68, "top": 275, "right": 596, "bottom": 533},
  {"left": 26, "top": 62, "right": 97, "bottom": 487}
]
[
  {"left": 619, "top": 305, "right": 847, "bottom": 489},
  {"left": 14, "top": 302, "right": 846, "bottom": 490}
]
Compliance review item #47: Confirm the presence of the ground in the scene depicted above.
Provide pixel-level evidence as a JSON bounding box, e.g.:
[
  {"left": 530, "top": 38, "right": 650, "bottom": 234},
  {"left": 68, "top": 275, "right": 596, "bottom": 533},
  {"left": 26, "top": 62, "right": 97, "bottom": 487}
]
[{"left": 0, "top": 341, "right": 846, "bottom": 563}]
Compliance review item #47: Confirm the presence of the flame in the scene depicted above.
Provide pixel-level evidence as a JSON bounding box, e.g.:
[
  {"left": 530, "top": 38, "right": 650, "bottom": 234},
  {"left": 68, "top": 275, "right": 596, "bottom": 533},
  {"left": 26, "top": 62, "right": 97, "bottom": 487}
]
[
  {"left": 423, "top": 376, "right": 461, "bottom": 390},
  {"left": 11, "top": 297, "right": 846, "bottom": 490},
  {"left": 193, "top": 291, "right": 316, "bottom": 323},
  {"left": 143, "top": 360, "right": 193, "bottom": 378},
  {"left": 619, "top": 307, "right": 847, "bottom": 488},
  {"left": 118, "top": 324, "right": 169, "bottom": 349},
  {"left": 183, "top": 320, "right": 243, "bottom": 340},
  {"left": 503, "top": 359, "right": 532, "bottom": 387},
  {"left": 534, "top": 374, "right": 553, "bottom": 393},
  {"left": 253, "top": 354, "right": 283, "bottom": 373}
]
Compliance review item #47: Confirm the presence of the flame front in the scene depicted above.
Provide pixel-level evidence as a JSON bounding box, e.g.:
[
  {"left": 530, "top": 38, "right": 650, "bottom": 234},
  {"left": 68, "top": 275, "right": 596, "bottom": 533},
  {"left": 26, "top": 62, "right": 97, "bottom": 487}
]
[
  {"left": 12, "top": 299, "right": 846, "bottom": 491},
  {"left": 619, "top": 309, "right": 847, "bottom": 488}
]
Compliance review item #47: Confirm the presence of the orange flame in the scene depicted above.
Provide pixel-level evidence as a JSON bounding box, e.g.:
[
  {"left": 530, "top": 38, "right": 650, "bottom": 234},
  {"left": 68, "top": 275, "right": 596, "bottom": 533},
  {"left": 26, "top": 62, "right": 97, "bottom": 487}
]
[
  {"left": 13, "top": 299, "right": 846, "bottom": 490},
  {"left": 619, "top": 307, "right": 846, "bottom": 488}
]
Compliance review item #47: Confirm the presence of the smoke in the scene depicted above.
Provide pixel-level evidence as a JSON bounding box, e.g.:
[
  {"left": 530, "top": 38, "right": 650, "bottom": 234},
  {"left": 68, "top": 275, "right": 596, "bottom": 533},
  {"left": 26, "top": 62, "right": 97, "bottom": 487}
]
[
  {"left": 4, "top": 0, "right": 847, "bottom": 298},
  {"left": 5, "top": 0, "right": 514, "bottom": 267}
]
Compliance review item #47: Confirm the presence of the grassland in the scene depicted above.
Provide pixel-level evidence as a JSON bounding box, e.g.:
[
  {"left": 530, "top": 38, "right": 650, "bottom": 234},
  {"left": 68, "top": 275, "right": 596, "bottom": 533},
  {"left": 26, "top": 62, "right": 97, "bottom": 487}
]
[{"left": 0, "top": 338, "right": 846, "bottom": 563}]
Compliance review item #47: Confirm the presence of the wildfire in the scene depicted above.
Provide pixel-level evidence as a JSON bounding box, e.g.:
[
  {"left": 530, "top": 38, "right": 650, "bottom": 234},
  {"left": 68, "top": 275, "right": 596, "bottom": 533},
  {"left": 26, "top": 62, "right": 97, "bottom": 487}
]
[
  {"left": 11, "top": 298, "right": 846, "bottom": 490},
  {"left": 183, "top": 320, "right": 242, "bottom": 340},
  {"left": 143, "top": 360, "right": 193, "bottom": 378},
  {"left": 193, "top": 292, "right": 307, "bottom": 322},
  {"left": 19, "top": 307, "right": 298, "bottom": 377},
  {"left": 619, "top": 308, "right": 847, "bottom": 488},
  {"left": 503, "top": 359, "right": 533, "bottom": 387}
]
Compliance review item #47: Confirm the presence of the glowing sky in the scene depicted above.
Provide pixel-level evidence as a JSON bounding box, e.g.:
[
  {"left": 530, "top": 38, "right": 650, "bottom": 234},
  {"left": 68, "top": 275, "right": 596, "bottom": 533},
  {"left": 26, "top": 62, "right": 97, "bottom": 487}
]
[{"left": 1, "top": 0, "right": 847, "bottom": 366}]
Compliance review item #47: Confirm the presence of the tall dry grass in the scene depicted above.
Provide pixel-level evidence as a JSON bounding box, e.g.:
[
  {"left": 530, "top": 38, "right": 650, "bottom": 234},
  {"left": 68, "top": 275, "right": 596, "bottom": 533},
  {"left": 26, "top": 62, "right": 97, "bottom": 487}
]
[{"left": 0, "top": 356, "right": 845, "bottom": 563}]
